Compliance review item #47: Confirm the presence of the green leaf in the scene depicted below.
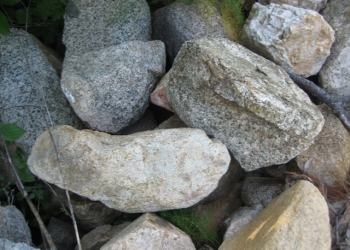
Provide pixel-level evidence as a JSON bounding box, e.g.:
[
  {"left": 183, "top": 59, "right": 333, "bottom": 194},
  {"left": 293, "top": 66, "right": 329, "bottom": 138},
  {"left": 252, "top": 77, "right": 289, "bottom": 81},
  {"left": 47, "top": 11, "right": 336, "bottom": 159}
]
[
  {"left": 16, "top": 166, "right": 35, "bottom": 182},
  {"left": 0, "top": 173, "right": 4, "bottom": 181},
  {"left": 0, "top": 11, "right": 11, "bottom": 34},
  {"left": 15, "top": 8, "right": 29, "bottom": 24},
  {"left": 0, "top": 0, "right": 21, "bottom": 6},
  {"left": 0, "top": 123, "right": 26, "bottom": 142},
  {"left": 29, "top": 192, "right": 35, "bottom": 199}
]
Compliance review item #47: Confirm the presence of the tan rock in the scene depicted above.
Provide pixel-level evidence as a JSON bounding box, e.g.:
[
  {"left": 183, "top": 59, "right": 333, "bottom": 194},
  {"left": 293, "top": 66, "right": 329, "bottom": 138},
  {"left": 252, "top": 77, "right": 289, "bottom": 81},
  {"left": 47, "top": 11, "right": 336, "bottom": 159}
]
[
  {"left": 219, "top": 180, "right": 331, "bottom": 250},
  {"left": 297, "top": 104, "right": 350, "bottom": 186}
]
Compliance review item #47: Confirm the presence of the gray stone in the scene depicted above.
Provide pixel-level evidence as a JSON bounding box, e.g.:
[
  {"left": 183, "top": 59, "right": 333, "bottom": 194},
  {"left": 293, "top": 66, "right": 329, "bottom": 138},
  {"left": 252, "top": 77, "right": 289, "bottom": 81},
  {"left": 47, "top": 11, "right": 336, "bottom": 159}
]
[
  {"left": 0, "top": 29, "right": 81, "bottom": 153},
  {"left": 219, "top": 180, "right": 331, "bottom": 250},
  {"left": 156, "top": 114, "right": 187, "bottom": 129},
  {"left": 0, "top": 238, "right": 39, "bottom": 250},
  {"left": 296, "top": 104, "right": 350, "bottom": 186},
  {"left": 46, "top": 217, "right": 76, "bottom": 250},
  {"left": 118, "top": 110, "right": 157, "bottom": 135},
  {"left": 101, "top": 213, "right": 196, "bottom": 250},
  {"left": 257, "top": 0, "right": 327, "bottom": 12},
  {"left": 27, "top": 125, "right": 230, "bottom": 213},
  {"left": 63, "top": 0, "right": 151, "bottom": 57},
  {"left": 242, "top": 3, "right": 334, "bottom": 77},
  {"left": 223, "top": 205, "right": 264, "bottom": 240},
  {"left": 159, "top": 38, "right": 324, "bottom": 171},
  {"left": 77, "top": 223, "right": 130, "bottom": 250},
  {"left": 0, "top": 205, "right": 32, "bottom": 244},
  {"left": 153, "top": 0, "right": 232, "bottom": 64},
  {"left": 241, "top": 177, "right": 285, "bottom": 207},
  {"left": 319, "top": 0, "right": 350, "bottom": 97},
  {"left": 61, "top": 41, "right": 166, "bottom": 133}
]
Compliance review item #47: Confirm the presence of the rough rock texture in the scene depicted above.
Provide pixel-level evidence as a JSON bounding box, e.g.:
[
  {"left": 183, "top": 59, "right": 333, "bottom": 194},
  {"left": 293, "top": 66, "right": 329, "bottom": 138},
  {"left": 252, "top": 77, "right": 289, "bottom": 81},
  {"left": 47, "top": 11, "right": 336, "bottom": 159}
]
[
  {"left": 77, "top": 223, "right": 130, "bottom": 250},
  {"left": 153, "top": 0, "right": 232, "bottom": 64},
  {"left": 0, "top": 238, "right": 39, "bottom": 250},
  {"left": 319, "top": 0, "right": 350, "bottom": 97},
  {"left": 241, "top": 177, "right": 285, "bottom": 207},
  {"left": 296, "top": 105, "right": 350, "bottom": 186},
  {"left": 61, "top": 41, "right": 165, "bottom": 133},
  {"left": 219, "top": 180, "right": 331, "bottom": 250},
  {"left": 118, "top": 110, "right": 157, "bottom": 135},
  {"left": 101, "top": 213, "right": 196, "bottom": 250},
  {"left": 63, "top": 0, "right": 151, "bottom": 57},
  {"left": 27, "top": 125, "right": 230, "bottom": 213},
  {"left": 242, "top": 3, "right": 334, "bottom": 77},
  {"left": 46, "top": 217, "right": 76, "bottom": 250},
  {"left": 161, "top": 38, "right": 324, "bottom": 171},
  {"left": 151, "top": 73, "right": 174, "bottom": 112},
  {"left": 257, "top": 0, "right": 327, "bottom": 12},
  {"left": 0, "top": 29, "right": 81, "bottom": 153},
  {"left": 0, "top": 205, "right": 32, "bottom": 244},
  {"left": 223, "top": 205, "right": 264, "bottom": 241},
  {"left": 156, "top": 114, "right": 187, "bottom": 130}
]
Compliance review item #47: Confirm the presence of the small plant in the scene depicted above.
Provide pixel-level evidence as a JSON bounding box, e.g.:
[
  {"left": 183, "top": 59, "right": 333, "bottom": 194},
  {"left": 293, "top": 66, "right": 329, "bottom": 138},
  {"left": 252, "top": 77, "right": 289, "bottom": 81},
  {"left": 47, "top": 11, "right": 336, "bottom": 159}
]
[{"left": 159, "top": 208, "right": 219, "bottom": 248}]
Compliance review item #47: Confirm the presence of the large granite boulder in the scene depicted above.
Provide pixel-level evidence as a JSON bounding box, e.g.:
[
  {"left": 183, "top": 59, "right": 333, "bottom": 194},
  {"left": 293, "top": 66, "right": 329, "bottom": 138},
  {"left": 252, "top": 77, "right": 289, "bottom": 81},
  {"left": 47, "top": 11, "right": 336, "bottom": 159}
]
[
  {"left": 63, "top": 0, "right": 151, "bottom": 57},
  {"left": 154, "top": 38, "right": 324, "bottom": 171},
  {"left": 0, "top": 29, "right": 81, "bottom": 153},
  {"left": 319, "top": 0, "right": 350, "bottom": 97},
  {"left": 101, "top": 213, "right": 196, "bottom": 250},
  {"left": 27, "top": 125, "right": 230, "bottom": 213},
  {"left": 242, "top": 3, "right": 334, "bottom": 77},
  {"left": 0, "top": 239, "right": 39, "bottom": 250},
  {"left": 153, "top": 0, "right": 232, "bottom": 64},
  {"left": 296, "top": 104, "right": 350, "bottom": 186},
  {"left": 61, "top": 41, "right": 166, "bottom": 133},
  {"left": 257, "top": 0, "right": 327, "bottom": 12},
  {"left": 219, "top": 180, "right": 331, "bottom": 250}
]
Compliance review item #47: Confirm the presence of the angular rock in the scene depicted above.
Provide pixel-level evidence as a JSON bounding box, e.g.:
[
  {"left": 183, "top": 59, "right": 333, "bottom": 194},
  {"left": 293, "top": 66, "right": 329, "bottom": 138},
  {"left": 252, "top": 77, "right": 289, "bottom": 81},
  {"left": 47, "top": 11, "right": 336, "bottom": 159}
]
[
  {"left": 153, "top": 0, "right": 233, "bottom": 64},
  {"left": 161, "top": 38, "right": 324, "bottom": 171},
  {"left": 241, "top": 177, "right": 285, "bottom": 207},
  {"left": 0, "top": 29, "right": 81, "bottom": 153},
  {"left": 61, "top": 41, "right": 165, "bottom": 133},
  {"left": 257, "top": 0, "right": 327, "bottom": 12},
  {"left": 27, "top": 125, "right": 230, "bottom": 213},
  {"left": 0, "top": 205, "right": 32, "bottom": 244},
  {"left": 219, "top": 180, "right": 331, "bottom": 250},
  {"left": 63, "top": 0, "right": 151, "bottom": 57},
  {"left": 78, "top": 223, "right": 130, "bottom": 250},
  {"left": 242, "top": 3, "right": 334, "bottom": 77},
  {"left": 223, "top": 205, "right": 264, "bottom": 241},
  {"left": 319, "top": 0, "right": 350, "bottom": 96},
  {"left": 0, "top": 238, "right": 39, "bottom": 250},
  {"left": 101, "top": 213, "right": 196, "bottom": 250},
  {"left": 297, "top": 104, "right": 350, "bottom": 186}
]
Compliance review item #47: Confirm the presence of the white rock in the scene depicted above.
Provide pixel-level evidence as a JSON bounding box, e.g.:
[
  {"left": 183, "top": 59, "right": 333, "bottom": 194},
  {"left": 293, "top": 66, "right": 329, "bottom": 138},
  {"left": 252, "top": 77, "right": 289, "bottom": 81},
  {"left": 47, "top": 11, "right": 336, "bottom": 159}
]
[{"left": 257, "top": 0, "right": 327, "bottom": 12}]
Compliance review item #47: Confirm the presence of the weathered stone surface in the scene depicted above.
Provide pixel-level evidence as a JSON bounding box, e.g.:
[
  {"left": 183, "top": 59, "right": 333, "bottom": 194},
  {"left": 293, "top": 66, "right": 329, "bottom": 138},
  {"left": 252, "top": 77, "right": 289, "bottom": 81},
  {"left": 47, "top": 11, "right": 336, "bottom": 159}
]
[
  {"left": 241, "top": 177, "right": 285, "bottom": 207},
  {"left": 297, "top": 105, "right": 350, "bottom": 186},
  {"left": 63, "top": 0, "right": 151, "bottom": 57},
  {"left": 77, "top": 223, "right": 130, "bottom": 250},
  {"left": 61, "top": 41, "right": 165, "bottom": 133},
  {"left": 319, "top": 0, "right": 350, "bottom": 97},
  {"left": 27, "top": 125, "right": 230, "bottom": 213},
  {"left": 45, "top": 217, "right": 76, "bottom": 250},
  {"left": 156, "top": 114, "right": 187, "bottom": 130},
  {"left": 0, "top": 29, "right": 81, "bottom": 153},
  {"left": 223, "top": 205, "right": 264, "bottom": 241},
  {"left": 0, "top": 205, "right": 32, "bottom": 244},
  {"left": 257, "top": 0, "right": 327, "bottom": 12},
  {"left": 161, "top": 38, "right": 324, "bottom": 171},
  {"left": 242, "top": 3, "right": 334, "bottom": 77},
  {"left": 151, "top": 73, "right": 174, "bottom": 112},
  {"left": 219, "top": 180, "right": 331, "bottom": 250},
  {"left": 0, "top": 238, "right": 39, "bottom": 250},
  {"left": 101, "top": 213, "right": 196, "bottom": 250},
  {"left": 153, "top": 0, "right": 232, "bottom": 64}
]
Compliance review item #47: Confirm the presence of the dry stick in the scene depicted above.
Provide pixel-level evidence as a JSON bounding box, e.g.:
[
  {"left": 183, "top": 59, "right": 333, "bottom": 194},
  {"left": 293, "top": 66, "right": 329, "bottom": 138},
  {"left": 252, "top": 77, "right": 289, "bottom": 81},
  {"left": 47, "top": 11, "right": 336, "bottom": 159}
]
[
  {"left": 286, "top": 70, "right": 350, "bottom": 130},
  {"left": 0, "top": 133, "right": 57, "bottom": 250}
]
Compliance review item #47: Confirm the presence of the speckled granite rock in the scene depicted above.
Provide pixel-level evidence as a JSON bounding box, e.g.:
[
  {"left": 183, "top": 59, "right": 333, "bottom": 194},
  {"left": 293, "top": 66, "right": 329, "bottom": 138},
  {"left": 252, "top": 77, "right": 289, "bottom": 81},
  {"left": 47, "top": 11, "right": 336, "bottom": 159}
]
[
  {"left": 27, "top": 125, "right": 230, "bottom": 213},
  {"left": 61, "top": 41, "right": 165, "bottom": 133},
  {"left": 101, "top": 213, "right": 196, "bottom": 250},
  {"left": 319, "top": 0, "right": 350, "bottom": 97},
  {"left": 0, "top": 29, "right": 81, "bottom": 153},
  {"left": 0, "top": 239, "right": 39, "bottom": 250},
  {"left": 257, "top": 0, "right": 327, "bottom": 12},
  {"left": 153, "top": 0, "right": 233, "bottom": 64},
  {"left": 242, "top": 3, "right": 334, "bottom": 77},
  {"left": 158, "top": 38, "right": 324, "bottom": 171},
  {"left": 63, "top": 0, "right": 151, "bottom": 57}
]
